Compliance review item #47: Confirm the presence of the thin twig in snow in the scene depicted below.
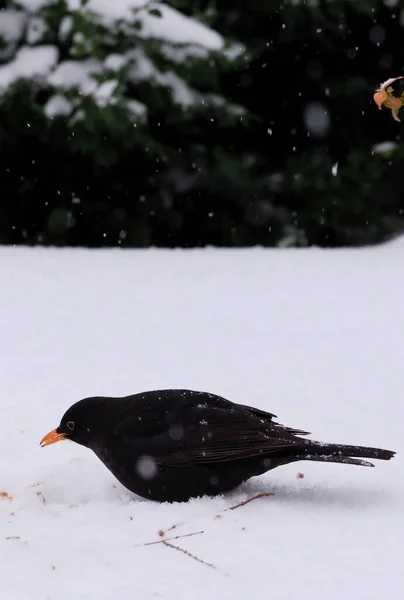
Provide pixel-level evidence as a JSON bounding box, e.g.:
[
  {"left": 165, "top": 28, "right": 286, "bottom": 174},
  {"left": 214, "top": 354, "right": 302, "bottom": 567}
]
[
  {"left": 162, "top": 540, "right": 221, "bottom": 573},
  {"left": 135, "top": 530, "right": 204, "bottom": 547},
  {"left": 161, "top": 492, "right": 275, "bottom": 538},
  {"left": 226, "top": 492, "right": 274, "bottom": 511},
  {"left": 167, "top": 522, "right": 182, "bottom": 531}
]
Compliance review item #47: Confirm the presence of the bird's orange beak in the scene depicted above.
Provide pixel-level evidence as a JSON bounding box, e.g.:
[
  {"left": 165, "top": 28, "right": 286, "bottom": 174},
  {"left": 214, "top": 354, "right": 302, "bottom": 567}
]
[{"left": 40, "top": 429, "right": 67, "bottom": 447}]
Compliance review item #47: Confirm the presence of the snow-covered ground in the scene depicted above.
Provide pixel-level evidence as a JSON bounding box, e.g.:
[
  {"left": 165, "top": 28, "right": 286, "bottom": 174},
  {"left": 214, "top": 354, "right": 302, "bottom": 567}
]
[{"left": 0, "top": 244, "right": 402, "bottom": 600}]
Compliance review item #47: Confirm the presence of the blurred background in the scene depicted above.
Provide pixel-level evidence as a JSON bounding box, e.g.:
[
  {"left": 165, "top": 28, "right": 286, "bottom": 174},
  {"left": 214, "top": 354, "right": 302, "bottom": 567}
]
[{"left": 0, "top": 0, "right": 403, "bottom": 249}]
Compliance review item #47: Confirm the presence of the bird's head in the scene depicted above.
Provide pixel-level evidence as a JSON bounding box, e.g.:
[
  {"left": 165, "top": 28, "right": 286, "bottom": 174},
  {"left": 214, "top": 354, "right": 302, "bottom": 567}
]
[{"left": 40, "top": 396, "right": 112, "bottom": 449}]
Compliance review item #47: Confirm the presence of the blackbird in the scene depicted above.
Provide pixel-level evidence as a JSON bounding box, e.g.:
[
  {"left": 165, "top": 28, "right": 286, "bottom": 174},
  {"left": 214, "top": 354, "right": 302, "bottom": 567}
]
[{"left": 40, "top": 389, "right": 395, "bottom": 502}]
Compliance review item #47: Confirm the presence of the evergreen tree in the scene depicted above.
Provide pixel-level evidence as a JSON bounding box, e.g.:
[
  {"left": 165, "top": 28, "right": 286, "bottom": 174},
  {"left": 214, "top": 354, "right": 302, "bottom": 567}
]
[
  {"left": 1, "top": 0, "right": 404, "bottom": 247},
  {"left": 0, "top": 0, "right": 252, "bottom": 245}
]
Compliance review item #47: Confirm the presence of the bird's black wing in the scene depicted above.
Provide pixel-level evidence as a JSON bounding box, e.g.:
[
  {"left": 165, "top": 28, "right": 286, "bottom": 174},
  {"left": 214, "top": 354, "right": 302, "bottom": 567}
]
[{"left": 113, "top": 401, "right": 308, "bottom": 467}]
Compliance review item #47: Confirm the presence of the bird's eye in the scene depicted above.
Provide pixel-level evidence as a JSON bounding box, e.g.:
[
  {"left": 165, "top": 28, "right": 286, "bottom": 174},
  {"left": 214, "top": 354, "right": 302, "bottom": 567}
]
[{"left": 66, "top": 421, "right": 75, "bottom": 431}]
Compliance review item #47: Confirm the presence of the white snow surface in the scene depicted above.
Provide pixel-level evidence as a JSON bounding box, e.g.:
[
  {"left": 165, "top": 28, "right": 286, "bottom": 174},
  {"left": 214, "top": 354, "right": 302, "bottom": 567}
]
[{"left": 0, "top": 244, "right": 402, "bottom": 600}]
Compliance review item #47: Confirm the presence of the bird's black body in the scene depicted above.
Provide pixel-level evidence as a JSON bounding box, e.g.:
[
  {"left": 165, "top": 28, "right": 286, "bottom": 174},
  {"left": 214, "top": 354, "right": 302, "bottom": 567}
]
[{"left": 43, "top": 389, "right": 396, "bottom": 503}]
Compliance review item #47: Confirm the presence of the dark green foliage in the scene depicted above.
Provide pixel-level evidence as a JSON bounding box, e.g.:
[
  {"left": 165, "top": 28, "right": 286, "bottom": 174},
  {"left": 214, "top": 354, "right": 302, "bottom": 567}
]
[{"left": 0, "top": 0, "right": 404, "bottom": 247}]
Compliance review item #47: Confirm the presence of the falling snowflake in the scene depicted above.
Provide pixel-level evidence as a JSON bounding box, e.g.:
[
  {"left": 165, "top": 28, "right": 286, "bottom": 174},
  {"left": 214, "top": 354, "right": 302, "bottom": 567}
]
[{"left": 136, "top": 455, "right": 158, "bottom": 480}]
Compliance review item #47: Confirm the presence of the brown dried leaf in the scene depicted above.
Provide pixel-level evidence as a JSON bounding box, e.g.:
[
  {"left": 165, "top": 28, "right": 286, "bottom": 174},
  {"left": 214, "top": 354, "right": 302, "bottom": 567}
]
[
  {"left": 373, "top": 89, "right": 387, "bottom": 110},
  {"left": 0, "top": 491, "right": 13, "bottom": 501},
  {"left": 35, "top": 491, "right": 46, "bottom": 504},
  {"left": 373, "top": 76, "right": 404, "bottom": 121}
]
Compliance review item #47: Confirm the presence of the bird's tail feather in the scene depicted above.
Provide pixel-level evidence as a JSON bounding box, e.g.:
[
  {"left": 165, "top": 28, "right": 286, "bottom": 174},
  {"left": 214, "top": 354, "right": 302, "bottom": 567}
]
[{"left": 295, "top": 442, "right": 395, "bottom": 468}]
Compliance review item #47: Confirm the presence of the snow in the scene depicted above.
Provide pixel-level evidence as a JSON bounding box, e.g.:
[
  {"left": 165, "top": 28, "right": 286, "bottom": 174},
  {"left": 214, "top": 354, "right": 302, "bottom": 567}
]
[
  {"left": 133, "top": 4, "right": 223, "bottom": 50},
  {"left": 59, "top": 15, "right": 73, "bottom": 39},
  {"left": 94, "top": 79, "right": 119, "bottom": 106},
  {"left": 15, "top": 0, "right": 54, "bottom": 11},
  {"left": 0, "top": 0, "right": 236, "bottom": 114},
  {"left": 16, "top": 0, "right": 224, "bottom": 50},
  {"left": 372, "top": 141, "right": 398, "bottom": 155},
  {"left": 104, "top": 54, "right": 127, "bottom": 71},
  {"left": 128, "top": 48, "right": 196, "bottom": 106},
  {"left": 0, "top": 10, "right": 26, "bottom": 46},
  {"left": 44, "top": 59, "right": 127, "bottom": 113},
  {"left": 0, "top": 244, "right": 402, "bottom": 599},
  {"left": 303, "top": 101, "right": 330, "bottom": 137},
  {"left": 47, "top": 59, "right": 101, "bottom": 94},
  {"left": 127, "top": 98, "right": 147, "bottom": 118},
  {"left": 161, "top": 42, "right": 213, "bottom": 63},
  {"left": 26, "top": 16, "right": 47, "bottom": 44},
  {"left": 80, "top": 0, "right": 223, "bottom": 50},
  {"left": 44, "top": 94, "right": 73, "bottom": 118},
  {"left": 0, "top": 45, "right": 58, "bottom": 90}
]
